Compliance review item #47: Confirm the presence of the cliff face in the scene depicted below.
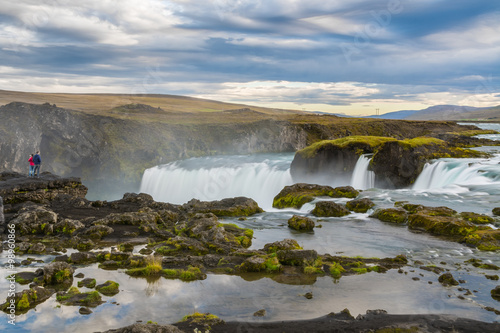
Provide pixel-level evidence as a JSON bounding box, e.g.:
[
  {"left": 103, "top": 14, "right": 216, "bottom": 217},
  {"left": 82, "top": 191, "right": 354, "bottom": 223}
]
[{"left": 0, "top": 102, "right": 487, "bottom": 197}]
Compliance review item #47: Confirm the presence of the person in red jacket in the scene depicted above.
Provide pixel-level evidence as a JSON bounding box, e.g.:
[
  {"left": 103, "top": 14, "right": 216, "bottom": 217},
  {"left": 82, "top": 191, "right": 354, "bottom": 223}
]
[{"left": 28, "top": 154, "right": 35, "bottom": 177}]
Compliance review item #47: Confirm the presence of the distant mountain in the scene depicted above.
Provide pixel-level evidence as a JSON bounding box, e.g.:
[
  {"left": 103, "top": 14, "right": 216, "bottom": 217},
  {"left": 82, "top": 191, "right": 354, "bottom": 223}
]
[{"left": 366, "top": 105, "right": 499, "bottom": 121}]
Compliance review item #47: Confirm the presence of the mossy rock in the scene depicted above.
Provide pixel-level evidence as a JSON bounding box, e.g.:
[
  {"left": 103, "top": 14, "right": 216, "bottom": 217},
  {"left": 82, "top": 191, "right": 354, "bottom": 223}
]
[
  {"left": 272, "top": 183, "right": 359, "bottom": 209},
  {"left": 219, "top": 223, "right": 254, "bottom": 248},
  {"left": 408, "top": 213, "right": 476, "bottom": 237},
  {"left": 464, "top": 229, "right": 500, "bottom": 251},
  {"left": 162, "top": 266, "right": 206, "bottom": 281},
  {"left": 420, "top": 206, "right": 457, "bottom": 217},
  {"left": 95, "top": 280, "right": 120, "bottom": 296},
  {"left": 438, "top": 272, "right": 459, "bottom": 286},
  {"left": 370, "top": 208, "right": 407, "bottom": 224},
  {"left": 56, "top": 287, "right": 103, "bottom": 307},
  {"left": 277, "top": 249, "right": 318, "bottom": 266},
  {"left": 346, "top": 198, "right": 375, "bottom": 213},
  {"left": 77, "top": 278, "right": 97, "bottom": 289},
  {"left": 311, "top": 201, "right": 350, "bottom": 217},
  {"left": 179, "top": 312, "right": 224, "bottom": 329},
  {"left": 118, "top": 243, "right": 135, "bottom": 252},
  {"left": 12, "top": 271, "right": 38, "bottom": 285},
  {"left": 263, "top": 239, "right": 302, "bottom": 253},
  {"left": 460, "top": 212, "right": 494, "bottom": 224},
  {"left": 0, "top": 286, "right": 54, "bottom": 314},
  {"left": 287, "top": 215, "right": 315, "bottom": 231},
  {"left": 493, "top": 207, "right": 500, "bottom": 216},
  {"left": 492, "top": 286, "right": 500, "bottom": 301},
  {"left": 395, "top": 202, "right": 424, "bottom": 214}
]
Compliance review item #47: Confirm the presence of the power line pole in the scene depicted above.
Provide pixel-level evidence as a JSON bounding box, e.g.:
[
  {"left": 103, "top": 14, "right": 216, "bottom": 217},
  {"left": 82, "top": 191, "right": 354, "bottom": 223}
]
[{"left": 375, "top": 108, "right": 380, "bottom": 116}]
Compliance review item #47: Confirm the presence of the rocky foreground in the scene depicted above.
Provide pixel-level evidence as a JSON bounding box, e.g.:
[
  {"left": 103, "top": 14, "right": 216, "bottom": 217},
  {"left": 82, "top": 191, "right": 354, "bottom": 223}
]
[{"left": 1, "top": 171, "right": 500, "bottom": 332}]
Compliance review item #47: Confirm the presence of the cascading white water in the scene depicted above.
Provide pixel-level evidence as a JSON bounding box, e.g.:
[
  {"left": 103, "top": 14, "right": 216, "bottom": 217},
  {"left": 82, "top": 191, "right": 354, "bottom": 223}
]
[
  {"left": 350, "top": 154, "right": 375, "bottom": 190},
  {"left": 139, "top": 154, "right": 294, "bottom": 209},
  {"left": 413, "top": 154, "right": 500, "bottom": 194}
]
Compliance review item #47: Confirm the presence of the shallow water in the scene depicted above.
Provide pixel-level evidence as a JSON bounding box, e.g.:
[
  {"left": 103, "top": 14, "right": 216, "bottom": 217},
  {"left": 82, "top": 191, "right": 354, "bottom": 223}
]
[{"left": 2, "top": 123, "right": 500, "bottom": 331}]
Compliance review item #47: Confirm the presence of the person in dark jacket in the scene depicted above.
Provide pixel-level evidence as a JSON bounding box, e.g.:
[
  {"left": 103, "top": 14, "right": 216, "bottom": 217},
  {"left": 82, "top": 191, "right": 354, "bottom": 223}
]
[
  {"left": 33, "top": 151, "right": 42, "bottom": 177},
  {"left": 28, "top": 154, "right": 35, "bottom": 177}
]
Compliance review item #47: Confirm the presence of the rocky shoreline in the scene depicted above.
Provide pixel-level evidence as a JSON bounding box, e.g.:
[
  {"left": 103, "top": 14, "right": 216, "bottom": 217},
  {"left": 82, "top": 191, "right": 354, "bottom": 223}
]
[{"left": 1, "top": 171, "right": 500, "bottom": 331}]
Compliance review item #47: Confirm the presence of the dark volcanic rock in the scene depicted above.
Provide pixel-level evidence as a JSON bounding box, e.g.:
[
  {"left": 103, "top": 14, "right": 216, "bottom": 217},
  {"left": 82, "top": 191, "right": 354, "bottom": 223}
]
[
  {"left": 288, "top": 215, "right": 315, "bottom": 231},
  {"left": 182, "top": 197, "right": 263, "bottom": 216},
  {"left": 370, "top": 208, "right": 408, "bottom": 224},
  {"left": 56, "top": 287, "right": 103, "bottom": 307},
  {"left": 0, "top": 286, "right": 54, "bottom": 313},
  {"left": 273, "top": 183, "right": 359, "bottom": 209},
  {"left": 311, "top": 201, "right": 350, "bottom": 217},
  {"left": 346, "top": 198, "right": 375, "bottom": 213},
  {"left": 33, "top": 262, "right": 74, "bottom": 288}
]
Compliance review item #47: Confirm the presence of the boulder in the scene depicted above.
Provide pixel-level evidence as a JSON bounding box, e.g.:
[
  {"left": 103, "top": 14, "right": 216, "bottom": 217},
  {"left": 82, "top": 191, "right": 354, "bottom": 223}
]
[
  {"left": 491, "top": 286, "right": 500, "bottom": 301},
  {"left": 277, "top": 249, "right": 318, "bottom": 266},
  {"left": 54, "top": 218, "right": 85, "bottom": 235},
  {"left": 182, "top": 197, "right": 263, "bottom": 216},
  {"left": 33, "top": 262, "right": 74, "bottom": 287},
  {"left": 438, "top": 272, "right": 459, "bottom": 286},
  {"left": 288, "top": 215, "right": 315, "bottom": 231},
  {"left": 311, "top": 201, "right": 350, "bottom": 217},
  {"left": 263, "top": 239, "right": 302, "bottom": 253},
  {"left": 346, "top": 198, "right": 375, "bottom": 213},
  {"left": 493, "top": 207, "right": 500, "bottom": 216},
  {"left": 56, "top": 287, "right": 103, "bottom": 307},
  {"left": 370, "top": 208, "right": 408, "bottom": 224},
  {"left": 77, "top": 278, "right": 97, "bottom": 288},
  {"left": 0, "top": 286, "right": 54, "bottom": 313},
  {"left": 273, "top": 183, "right": 359, "bottom": 209},
  {"left": 460, "top": 212, "right": 494, "bottom": 224},
  {"left": 95, "top": 280, "right": 120, "bottom": 296},
  {"left": 10, "top": 206, "right": 57, "bottom": 235},
  {"left": 408, "top": 213, "right": 476, "bottom": 237}
]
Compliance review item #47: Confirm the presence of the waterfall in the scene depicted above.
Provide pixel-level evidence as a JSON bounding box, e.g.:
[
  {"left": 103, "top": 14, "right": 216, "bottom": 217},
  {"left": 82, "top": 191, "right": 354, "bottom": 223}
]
[
  {"left": 139, "top": 154, "right": 294, "bottom": 209},
  {"left": 350, "top": 154, "right": 375, "bottom": 190},
  {"left": 413, "top": 154, "right": 500, "bottom": 194}
]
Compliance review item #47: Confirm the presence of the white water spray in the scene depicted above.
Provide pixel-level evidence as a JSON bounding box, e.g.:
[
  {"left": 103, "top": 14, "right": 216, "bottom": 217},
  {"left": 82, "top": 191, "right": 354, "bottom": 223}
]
[{"left": 350, "top": 154, "right": 375, "bottom": 190}]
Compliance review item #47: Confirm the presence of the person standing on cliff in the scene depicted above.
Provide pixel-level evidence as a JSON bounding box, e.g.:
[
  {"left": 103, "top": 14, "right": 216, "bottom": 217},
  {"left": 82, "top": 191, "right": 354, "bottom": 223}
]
[
  {"left": 28, "top": 154, "right": 35, "bottom": 177},
  {"left": 33, "top": 151, "right": 42, "bottom": 177}
]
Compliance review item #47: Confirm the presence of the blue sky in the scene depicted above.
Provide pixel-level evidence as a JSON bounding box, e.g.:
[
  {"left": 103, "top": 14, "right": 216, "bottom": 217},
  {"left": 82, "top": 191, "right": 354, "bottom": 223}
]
[{"left": 0, "top": 0, "right": 499, "bottom": 115}]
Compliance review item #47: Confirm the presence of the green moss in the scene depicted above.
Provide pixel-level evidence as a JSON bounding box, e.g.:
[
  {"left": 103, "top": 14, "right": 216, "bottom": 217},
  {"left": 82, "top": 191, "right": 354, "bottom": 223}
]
[
  {"left": 375, "top": 327, "right": 420, "bottom": 333},
  {"left": 53, "top": 269, "right": 72, "bottom": 284},
  {"left": 329, "top": 262, "right": 345, "bottom": 279},
  {"left": 179, "top": 266, "right": 204, "bottom": 281},
  {"left": 303, "top": 258, "right": 324, "bottom": 274},
  {"left": 398, "top": 137, "right": 444, "bottom": 148},
  {"left": 352, "top": 268, "right": 369, "bottom": 274},
  {"left": 264, "top": 254, "right": 282, "bottom": 273},
  {"left": 17, "top": 293, "right": 30, "bottom": 311},
  {"left": 96, "top": 280, "right": 120, "bottom": 296},
  {"left": 297, "top": 136, "right": 397, "bottom": 158}
]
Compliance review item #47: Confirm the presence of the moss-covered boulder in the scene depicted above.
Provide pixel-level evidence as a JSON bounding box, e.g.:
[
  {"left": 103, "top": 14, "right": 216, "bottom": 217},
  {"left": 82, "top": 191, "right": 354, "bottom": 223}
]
[
  {"left": 9, "top": 206, "right": 58, "bottom": 235},
  {"left": 182, "top": 197, "right": 263, "bottom": 216},
  {"left": 95, "top": 280, "right": 120, "bottom": 296},
  {"left": 240, "top": 255, "right": 277, "bottom": 273},
  {"left": 288, "top": 215, "right": 315, "bottom": 231},
  {"left": 464, "top": 230, "right": 500, "bottom": 251},
  {"left": 33, "top": 262, "right": 74, "bottom": 288},
  {"left": 311, "top": 201, "right": 350, "bottom": 217},
  {"left": 56, "top": 287, "right": 103, "bottom": 307},
  {"left": 460, "top": 212, "right": 495, "bottom": 224},
  {"left": 346, "top": 198, "right": 375, "bottom": 213},
  {"left": 178, "top": 312, "right": 224, "bottom": 331},
  {"left": 277, "top": 249, "right": 318, "bottom": 266},
  {"left": 491, "top": 286, "right": 500, "bottom": 301},
  {"left": 272, "top": 183, "right": 358, "bottom": 209},
  {"left": 370, "top": 208, "right": 408, "bottom": 224},
  {"left": 263, "top": 239, "right": 302, "bottom": 253},
  {"left": 493, "top": 207, "right": 500, "bottom": 216},
  {"left": 162, "top": 266, "right": 207, "bottom": 281},
  {"left": 0, "top": 286, "right": 54, "bottom": 313},
  {"left": 438, "top": 272, "right": 459, "bottom": 286},
  {"left": 408, "top": 213, "right": 477, "bottom": 237},
  {"left": 77, "top": 278, "right": 97, "bottom": 288}
]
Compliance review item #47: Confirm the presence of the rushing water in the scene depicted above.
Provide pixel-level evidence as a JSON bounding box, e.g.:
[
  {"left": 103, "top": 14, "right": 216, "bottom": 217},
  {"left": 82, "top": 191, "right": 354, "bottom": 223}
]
[{"left": 2, "top": 124, "right": 500, "bottom": 332}]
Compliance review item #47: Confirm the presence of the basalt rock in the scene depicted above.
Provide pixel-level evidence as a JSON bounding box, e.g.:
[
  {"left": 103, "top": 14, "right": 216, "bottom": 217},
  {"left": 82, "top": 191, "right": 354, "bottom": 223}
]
[
  {"left": 311, "top": 201, "right": 350, "bottom": 217},
  {"left": 273, "top": 183, "right": 358, "bottom": 209},
  {"left": 288, "top": 215, "right": 315, "bottom": 231},
  {"left": 370, "top": 208, "right": 408, "bottom": 224},
  {"left": 346, "top": 198, "right": 375, "bottom": 213},
  {"left": 182, "top": 197, "right": 263, "bottom": 216},
  {"left": 263, "top": 239, "right": 302, "bottom": 253},
  {"left": 56, "top": 287, "right": 103, "bottom": 307},
  {"left": 0, "top": 286, "right": 54, "bottom": 313},
  {"left": 33, "top": 261, "right": 75, "bottom": 288}
]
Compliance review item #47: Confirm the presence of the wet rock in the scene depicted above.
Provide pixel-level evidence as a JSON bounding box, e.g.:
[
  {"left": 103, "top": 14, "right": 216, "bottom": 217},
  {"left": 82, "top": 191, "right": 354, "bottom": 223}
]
[
  {"left": 491, "top": 286, "right": 500, "bottom": 301},
  {"left": 463, "top": 229, "right": 500, "bottom": 251},
  {"left": 78, "top": 278, "right": 97, "bottom": 288},
  {"left": 56, "top": 287, "right": 103, "bottom": 307},
  {"left": 102, "top": 323, "right": 183, "bottom": 333},
  {"left": 96, "top": 280, "right": 120, "bottom": 296},
  {"left": 240, "top": 256, "right": 267, "bottom": 272},
  {"left": 486, "top": 275, "right": 499, "bottom": 281},
  {"left": 460, "top": 212, "right": 495, "bottom": 224},
  {"left": 74, "top": 272, "right": 84, "bottom": 278},
  {"left": 33, "top": 262, "right": 74, "bottom": 287},
  {"left": 277, "top": 249, "right": 318, "bottom": 266},
  {"left": 0, "top": 286, "right": 54, "bottom": 313},
  {"left": 69, "top": 251, "right": 98, "bottom": 265},
  {"left": 80, "top": 225, "right": 114, "bottom": 239},
  {"left": 13, "top": 271, "right": 39, "bottom": 285},
  {"left": 263, "top": 239, "right": 302, "bottom": 253},
  {"left": 118, "top": 242, "right": 135, "bottom": 252},
  {"left": 408, "top": 213, "right": 476, "bottom": 237},
  {"left": 79, "top": 307, "right": 93, "bottom": 315},
  {"left": 311, "top": 201, "right": 350, "bottom": 217},
  {"left": 182, "top": 197, "right": 263, "bottom": 216},
  {"left": 438, "top": 272, "right": 459, "bottom": 286},
  {"left": 254, "top": 309, "right": 266, "bottom": 316},
  {"left": 493, "top": 207, "right": 500, "bottom": 216},
  {"left": 288, "top": 215, "right": 315, "bottom": 231},
  {"left": 370, "top": 208, "right": 407, "bottom": 224},
  {"left": 27, "top": 242, "right": 46, "bottom": 254},
  {"left": 304, "top": 292, "right": 313, "bottom": 299},
  {"left": 346, "top": 198, "right": 375, "bottom": 213},
  {"left": 272, "top": 183, "right": 359, "bottom": 209}
]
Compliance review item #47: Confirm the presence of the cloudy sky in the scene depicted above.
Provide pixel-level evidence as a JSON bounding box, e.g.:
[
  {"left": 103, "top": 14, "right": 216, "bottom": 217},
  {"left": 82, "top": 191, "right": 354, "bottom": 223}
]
[{"left": 0, "top": 0, "right": 499, "bottom": 115}]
